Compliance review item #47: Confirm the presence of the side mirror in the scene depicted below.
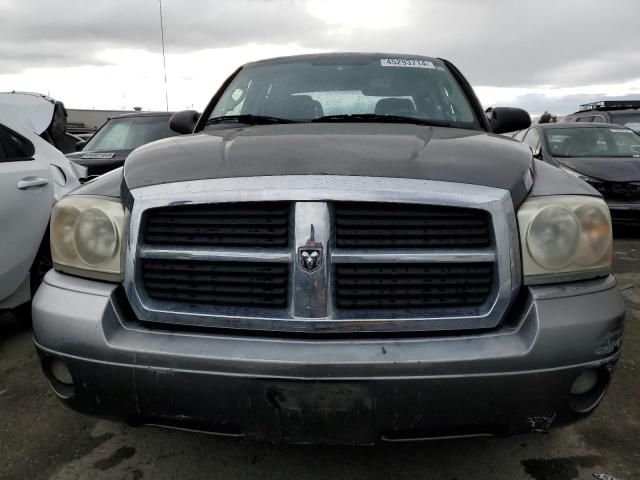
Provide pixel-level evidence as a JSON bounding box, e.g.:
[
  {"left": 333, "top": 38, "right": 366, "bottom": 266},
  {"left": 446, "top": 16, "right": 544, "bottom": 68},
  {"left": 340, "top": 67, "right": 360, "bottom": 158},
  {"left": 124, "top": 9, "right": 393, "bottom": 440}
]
[
  {"left": 169, "top": 110, "right": 199, "bottom": 134},
  {"left": 488, "top": 107, "right": 531, "bottom": 135},
  {"left": 75, "top": 140, "right": 87, "bottom": 151}
]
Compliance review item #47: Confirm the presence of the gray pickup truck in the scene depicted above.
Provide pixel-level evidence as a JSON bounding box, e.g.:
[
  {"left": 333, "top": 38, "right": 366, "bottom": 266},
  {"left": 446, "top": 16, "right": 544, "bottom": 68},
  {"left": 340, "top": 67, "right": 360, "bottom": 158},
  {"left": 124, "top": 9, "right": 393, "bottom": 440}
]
[{"left": 33, "top": 53, "right": 625, "bottom": 445}]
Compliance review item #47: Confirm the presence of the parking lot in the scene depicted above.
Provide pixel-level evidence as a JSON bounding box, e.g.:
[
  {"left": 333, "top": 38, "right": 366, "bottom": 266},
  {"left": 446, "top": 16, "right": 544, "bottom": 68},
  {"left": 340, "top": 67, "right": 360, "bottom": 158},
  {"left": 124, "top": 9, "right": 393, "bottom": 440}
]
[{"left": 0, "top": 236, "right": 637, "bottom": 480}]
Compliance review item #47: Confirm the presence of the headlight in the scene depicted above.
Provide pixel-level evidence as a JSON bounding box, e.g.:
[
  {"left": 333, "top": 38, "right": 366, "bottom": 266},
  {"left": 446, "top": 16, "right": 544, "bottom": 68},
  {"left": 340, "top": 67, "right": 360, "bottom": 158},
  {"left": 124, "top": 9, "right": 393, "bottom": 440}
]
[
  {"left": 518, "top": 195, "right": 611, "bottom": 285},
  {"left": 50, "top": 196, "right": 124, "bottom": 281}
]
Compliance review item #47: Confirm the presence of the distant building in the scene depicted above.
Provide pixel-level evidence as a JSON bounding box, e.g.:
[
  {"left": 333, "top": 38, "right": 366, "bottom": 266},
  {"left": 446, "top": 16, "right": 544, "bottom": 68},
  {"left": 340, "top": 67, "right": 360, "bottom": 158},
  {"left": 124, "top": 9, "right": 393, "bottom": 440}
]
[{"left": 66, "top": 107, "right": 143, "bottom": 134}]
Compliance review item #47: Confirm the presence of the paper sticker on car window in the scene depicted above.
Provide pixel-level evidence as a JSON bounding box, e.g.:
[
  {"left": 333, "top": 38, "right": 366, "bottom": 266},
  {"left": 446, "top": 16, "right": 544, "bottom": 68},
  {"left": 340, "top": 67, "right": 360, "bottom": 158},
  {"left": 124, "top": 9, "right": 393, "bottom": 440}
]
[
  {"left": 380, "top": 58, "right": 435, "bottom": 69},
  {"left": 610, "top": 128, "right": 629, "bottom": 133},
  {"left": 82, "top": 152, "right": 115, "bottom": 159}
]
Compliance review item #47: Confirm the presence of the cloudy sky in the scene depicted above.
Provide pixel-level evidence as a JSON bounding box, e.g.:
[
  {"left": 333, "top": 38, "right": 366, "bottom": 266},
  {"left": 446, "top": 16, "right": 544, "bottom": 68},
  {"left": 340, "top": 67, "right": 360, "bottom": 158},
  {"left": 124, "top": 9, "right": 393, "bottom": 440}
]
[{"left": 1, "top": 0, "right": 639, "bottom": 115}]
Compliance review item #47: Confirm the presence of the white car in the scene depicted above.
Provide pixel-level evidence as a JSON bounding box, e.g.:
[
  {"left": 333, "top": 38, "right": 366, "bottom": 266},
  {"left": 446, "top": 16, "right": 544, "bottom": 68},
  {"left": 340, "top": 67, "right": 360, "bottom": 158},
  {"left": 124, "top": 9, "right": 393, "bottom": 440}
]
[
  {"left": 0, "top": 108, "right": 84, "bottom": 313},
  {"left": 0, "top": 91, "right": 81, "bottom": 153}
]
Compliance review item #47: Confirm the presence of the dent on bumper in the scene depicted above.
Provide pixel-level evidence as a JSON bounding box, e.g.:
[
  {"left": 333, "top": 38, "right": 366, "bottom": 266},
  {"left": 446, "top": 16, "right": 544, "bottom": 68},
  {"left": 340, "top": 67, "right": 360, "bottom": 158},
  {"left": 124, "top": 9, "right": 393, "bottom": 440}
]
[{"left": 32, "top": 270, "right": 625, "bottom": 443}]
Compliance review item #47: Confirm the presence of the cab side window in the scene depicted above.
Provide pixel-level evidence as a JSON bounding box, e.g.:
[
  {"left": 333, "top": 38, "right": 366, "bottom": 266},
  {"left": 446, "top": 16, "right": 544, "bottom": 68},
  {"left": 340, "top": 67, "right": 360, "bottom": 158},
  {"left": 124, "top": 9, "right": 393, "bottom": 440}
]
[
  {"left": 0, "top": 125, "right": 35, "bottom": 162},
  {"left": 591, "top": 115, "right": 606, "bottom": 123}
]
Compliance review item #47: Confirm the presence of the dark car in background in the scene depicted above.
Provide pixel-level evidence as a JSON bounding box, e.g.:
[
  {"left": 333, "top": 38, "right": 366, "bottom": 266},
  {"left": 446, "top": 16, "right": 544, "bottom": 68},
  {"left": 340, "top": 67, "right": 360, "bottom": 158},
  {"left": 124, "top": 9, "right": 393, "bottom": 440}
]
[
  {"left": 516, "top": 122, "right": 640, "bottom": 227},
  {"left": 66, "top": 111, "right": 177, "bottom": 176},
  {"left": 564, "top": 100, "right": 640, "bottom": 133}
]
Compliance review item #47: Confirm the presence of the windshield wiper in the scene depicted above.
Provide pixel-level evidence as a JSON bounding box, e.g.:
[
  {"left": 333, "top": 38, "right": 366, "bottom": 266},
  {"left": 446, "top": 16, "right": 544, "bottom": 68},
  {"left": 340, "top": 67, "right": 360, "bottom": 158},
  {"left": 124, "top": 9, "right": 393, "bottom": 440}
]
[
  {"left": 206, "top": 114, "right": 302, "bottom": 126},
  {"left": 311, "top": 114, "right": 452, "bottom": 127}
]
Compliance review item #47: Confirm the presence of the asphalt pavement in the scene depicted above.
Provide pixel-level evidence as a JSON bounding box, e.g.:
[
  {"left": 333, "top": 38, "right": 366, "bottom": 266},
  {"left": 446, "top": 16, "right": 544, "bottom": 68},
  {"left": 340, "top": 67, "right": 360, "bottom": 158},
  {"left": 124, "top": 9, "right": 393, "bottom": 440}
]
[{"left": 1, "top": 237, "right": 638, "bottom": 480}]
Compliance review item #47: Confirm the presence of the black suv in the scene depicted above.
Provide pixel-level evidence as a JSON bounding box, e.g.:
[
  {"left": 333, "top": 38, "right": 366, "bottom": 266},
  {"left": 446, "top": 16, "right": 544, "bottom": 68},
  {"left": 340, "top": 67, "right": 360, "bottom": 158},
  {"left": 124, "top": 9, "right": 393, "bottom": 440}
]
[
  {"left": 514, "top": 122, "right": 640, "bottom": 228},
  {"left": 66, "top": 111, "right": 177, "bottom": 176},
  {"left": 564, "top": 100, "right": 640, "bottom": 133}
]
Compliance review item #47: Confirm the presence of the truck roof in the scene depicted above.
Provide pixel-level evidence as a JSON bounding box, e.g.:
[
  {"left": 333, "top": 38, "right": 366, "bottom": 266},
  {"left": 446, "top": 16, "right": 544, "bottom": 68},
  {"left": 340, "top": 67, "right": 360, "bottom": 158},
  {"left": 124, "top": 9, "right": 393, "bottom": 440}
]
[
  {"left": 574, "top": 100, "right": 640, "bottom": 114},
  {"left": 245, "top": 52, "right": 442, "bottom": 67}
]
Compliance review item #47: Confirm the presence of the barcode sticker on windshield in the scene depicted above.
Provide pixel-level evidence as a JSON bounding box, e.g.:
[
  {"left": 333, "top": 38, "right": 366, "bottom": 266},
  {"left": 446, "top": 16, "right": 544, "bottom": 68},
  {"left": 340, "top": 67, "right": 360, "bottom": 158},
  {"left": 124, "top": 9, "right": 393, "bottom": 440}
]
[
  {"left": 82, "top": 152, "right": 115, "bottom": 159},
  {"left": 381, "top": 58, "right": 435, "bottom": 69}
]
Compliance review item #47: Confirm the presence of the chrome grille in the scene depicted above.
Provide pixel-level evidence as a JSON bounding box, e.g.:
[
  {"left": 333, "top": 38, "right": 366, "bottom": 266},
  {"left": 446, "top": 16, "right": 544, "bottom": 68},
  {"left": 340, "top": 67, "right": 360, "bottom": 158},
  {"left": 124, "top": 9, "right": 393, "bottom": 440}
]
[
  {"left": 125, "top": 176, "right": 520, "bottom": 334},
  {"left": 144, "top": 202, "right": 289, "bottom": 247},
  {"left": 142, "top": 259, "right": 288, "bottom": 307},
  {"left": 335, "top": 202, "right": 490, "bottom": 248},
  {"left": 335, "top": 263, "right": 493, "bottom": 309}
]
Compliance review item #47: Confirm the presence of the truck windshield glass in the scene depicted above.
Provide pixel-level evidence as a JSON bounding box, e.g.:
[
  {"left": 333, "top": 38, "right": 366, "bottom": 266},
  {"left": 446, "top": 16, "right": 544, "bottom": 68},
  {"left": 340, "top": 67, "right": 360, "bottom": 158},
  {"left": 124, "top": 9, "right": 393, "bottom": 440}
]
[
  {"left": 208, "top": 58, "right": 480, "bottom": 129},
  {"left": 546, "top": 127, "right": 640, "bottom": 158},
  {"left": 84, "top": 116, "right": 175, "bottom": 151}
]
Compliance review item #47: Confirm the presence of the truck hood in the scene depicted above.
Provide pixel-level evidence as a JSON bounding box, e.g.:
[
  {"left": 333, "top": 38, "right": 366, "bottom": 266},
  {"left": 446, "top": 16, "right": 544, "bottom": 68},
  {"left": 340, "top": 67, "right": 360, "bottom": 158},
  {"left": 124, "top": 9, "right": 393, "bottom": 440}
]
[
  {"left": 124, "top": 123, "right": 533, "bottom": 203},
  {"left": 557, "top": 157, "right": 640, "bottom": 183}
]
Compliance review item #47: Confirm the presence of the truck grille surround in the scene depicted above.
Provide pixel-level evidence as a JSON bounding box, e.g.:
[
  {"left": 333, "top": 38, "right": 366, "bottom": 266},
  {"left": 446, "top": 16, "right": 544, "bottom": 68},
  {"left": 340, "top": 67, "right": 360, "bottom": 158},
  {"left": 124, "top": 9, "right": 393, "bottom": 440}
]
[{"left": 125, "top": 176, "right": 520, "bottom": 334}]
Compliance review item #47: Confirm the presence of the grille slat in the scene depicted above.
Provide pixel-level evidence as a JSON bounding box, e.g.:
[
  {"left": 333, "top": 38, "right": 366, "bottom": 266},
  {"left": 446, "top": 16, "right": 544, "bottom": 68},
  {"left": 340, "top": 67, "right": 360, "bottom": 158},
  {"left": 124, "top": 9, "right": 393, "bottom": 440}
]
[
  {"left": 336, "top": 276, "right": 492, "bottom": 286},
  {"left": 143, "top": 271, "right": 286, "bottom": 285},
  {"left": 336, "top": 227, "right": 489, "bottom": 236},
  {"left": 336, "top": 263, "right": 493, "bottom": 310},
  {"left": 145, "top": 281, "right": 287, "bottom": 296},
  {"left": 144, "top": 235, "right": 287, "bottom": 247},
  {"left": 144, "top": 202, "right": 290, "bottom": 248},
  {"left": 593, "top": 182, "right": 640, "bottom": 202},
  {"left": 142, "top": 259, "right": 288, "bottom": 308},
  {"left": 335, "top": 202, "right": 490, "bottom": 248},
  {"left": 337, "top": 296, "right": 488, "bottom": 308}
]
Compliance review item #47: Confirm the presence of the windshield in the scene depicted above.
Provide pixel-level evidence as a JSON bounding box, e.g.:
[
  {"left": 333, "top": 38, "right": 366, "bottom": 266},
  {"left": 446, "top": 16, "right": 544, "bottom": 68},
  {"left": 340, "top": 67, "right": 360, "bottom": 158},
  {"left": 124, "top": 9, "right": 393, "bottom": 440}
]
[
  {"left": 545, "top": 127, "right": 640, "bottom": 158},
  {"left": 610, "top": 113, "right": 640, "bottom": 133},
  {"left": 208, "top": 57, "right": 480, "bottom": 129},
  {"left": 84, "top": 115, "right": 176, "bottom": 151}
]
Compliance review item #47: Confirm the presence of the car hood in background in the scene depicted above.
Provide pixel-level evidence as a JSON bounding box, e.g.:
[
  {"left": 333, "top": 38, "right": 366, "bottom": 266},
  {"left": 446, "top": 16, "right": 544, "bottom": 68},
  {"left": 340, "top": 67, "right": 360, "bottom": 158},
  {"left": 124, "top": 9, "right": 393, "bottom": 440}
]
[
  {"left": 557, "top": 157, "right": 640, "bottom": 182},
  {"left": 0, "top": 91, "right": 55, "bottom": 135},
  {"left": 124, "top": 123, "right": 533, "bottom": 204}
]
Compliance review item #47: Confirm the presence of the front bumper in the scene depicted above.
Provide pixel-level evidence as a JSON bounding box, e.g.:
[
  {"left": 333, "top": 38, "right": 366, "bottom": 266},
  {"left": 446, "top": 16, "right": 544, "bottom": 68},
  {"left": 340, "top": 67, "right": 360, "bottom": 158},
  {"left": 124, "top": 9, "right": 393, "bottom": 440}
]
[{"left": 33, "top": 271, "right": 625, "bottom": 444}]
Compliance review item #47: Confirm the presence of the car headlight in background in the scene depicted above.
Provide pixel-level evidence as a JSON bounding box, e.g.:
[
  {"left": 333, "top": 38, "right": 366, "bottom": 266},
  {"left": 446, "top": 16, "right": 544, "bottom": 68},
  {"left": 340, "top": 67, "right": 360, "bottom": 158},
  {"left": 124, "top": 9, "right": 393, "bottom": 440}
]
[
  {"left": 50, "top": 196, "right": 124, "bottom": 281},
  {"left": 518, "top": 195, "right": 611, "bottom": 285}
]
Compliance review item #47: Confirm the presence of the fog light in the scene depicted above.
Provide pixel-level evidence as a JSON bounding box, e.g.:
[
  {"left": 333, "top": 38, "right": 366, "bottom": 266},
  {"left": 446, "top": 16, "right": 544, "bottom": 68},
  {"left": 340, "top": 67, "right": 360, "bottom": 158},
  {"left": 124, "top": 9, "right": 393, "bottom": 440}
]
[
  {"left": 570, "top": 369, "right": 599, "bottom": 395},
  {"left": 50, "top": 358, "right": 73, "bottom": 386}
]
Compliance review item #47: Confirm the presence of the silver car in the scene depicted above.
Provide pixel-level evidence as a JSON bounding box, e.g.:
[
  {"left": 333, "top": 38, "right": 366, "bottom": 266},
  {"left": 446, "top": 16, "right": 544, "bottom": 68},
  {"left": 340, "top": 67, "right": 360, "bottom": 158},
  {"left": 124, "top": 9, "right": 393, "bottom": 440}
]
[{"left": 0, "top": 104, "right": 82, "bottom": 312}]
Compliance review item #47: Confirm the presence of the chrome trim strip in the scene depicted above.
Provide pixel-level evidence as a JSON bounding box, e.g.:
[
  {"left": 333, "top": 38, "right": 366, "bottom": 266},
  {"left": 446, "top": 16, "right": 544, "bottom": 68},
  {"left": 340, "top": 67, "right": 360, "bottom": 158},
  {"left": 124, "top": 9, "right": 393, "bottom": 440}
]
[
  {"left": 331, "top": 248, "right": 495, "bottom": 264},
  {"left": 139, "top": 246, "right": 291, "bottom": 263},
  {"left": 381, "top": 433, "right": 494, "bottom": 442},
  {"left": 129, "top": 176, "right": 505, "bottom": 205},
  {"left": 124, "top": 175, "right": 518, "bottom": 333},
  {"left": 289, "top": 202, "right": 334, "bottom": 318}
]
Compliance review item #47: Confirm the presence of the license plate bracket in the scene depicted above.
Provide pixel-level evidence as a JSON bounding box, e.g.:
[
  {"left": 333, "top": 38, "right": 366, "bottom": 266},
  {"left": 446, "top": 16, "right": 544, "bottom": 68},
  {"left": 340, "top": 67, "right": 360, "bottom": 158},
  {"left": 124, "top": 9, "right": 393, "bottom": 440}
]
[{"left": 245, "top": 381, "right": 375, "bottom": 444}]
